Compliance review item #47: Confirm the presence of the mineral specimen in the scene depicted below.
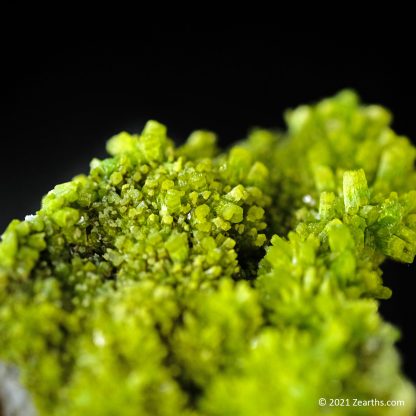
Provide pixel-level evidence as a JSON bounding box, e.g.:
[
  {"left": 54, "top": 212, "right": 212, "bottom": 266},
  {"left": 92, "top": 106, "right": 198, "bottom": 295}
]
[{"left": 0, "top": 91, "right": 415, "bottom": 415}]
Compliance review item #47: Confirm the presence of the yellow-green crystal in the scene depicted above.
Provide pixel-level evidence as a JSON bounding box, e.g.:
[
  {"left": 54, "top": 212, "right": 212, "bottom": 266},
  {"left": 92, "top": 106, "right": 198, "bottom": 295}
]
[{"left": 0, "top": 92, "right": 415, "bottom": 416}]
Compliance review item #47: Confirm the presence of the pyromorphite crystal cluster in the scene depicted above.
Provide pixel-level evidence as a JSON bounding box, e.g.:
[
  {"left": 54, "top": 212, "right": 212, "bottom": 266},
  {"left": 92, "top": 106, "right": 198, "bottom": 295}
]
[{"left": 0, "top": 91, "right": 415, "bottom": 416}]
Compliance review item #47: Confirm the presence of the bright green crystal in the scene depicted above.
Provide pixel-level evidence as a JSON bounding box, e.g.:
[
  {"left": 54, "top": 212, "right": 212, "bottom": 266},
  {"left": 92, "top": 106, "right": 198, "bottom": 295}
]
[{"left": 0, "top": 91, "right": 415, "bottom": 415}]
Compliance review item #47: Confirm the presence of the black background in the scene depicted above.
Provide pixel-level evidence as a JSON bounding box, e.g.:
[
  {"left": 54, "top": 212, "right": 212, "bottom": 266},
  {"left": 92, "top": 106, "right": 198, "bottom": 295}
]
[{"left": 2, "top": 34, "right": 415, "bottom": 381}]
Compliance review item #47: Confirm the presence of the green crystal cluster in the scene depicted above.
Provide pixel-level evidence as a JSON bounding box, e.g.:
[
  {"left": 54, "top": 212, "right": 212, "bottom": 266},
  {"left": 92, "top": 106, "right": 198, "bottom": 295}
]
[{"left": 0, "top": 91, "right": 415, "bottom": 415}]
